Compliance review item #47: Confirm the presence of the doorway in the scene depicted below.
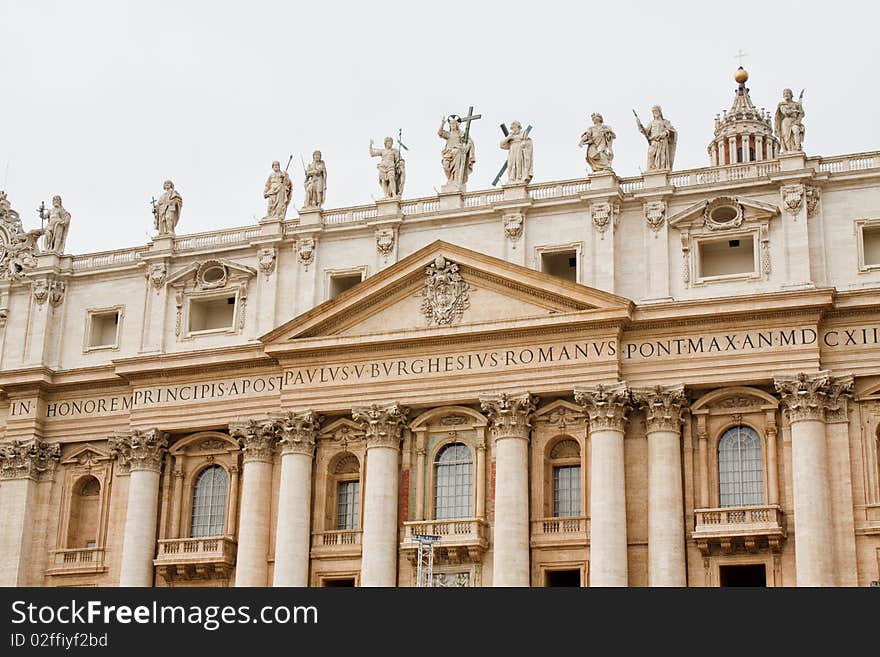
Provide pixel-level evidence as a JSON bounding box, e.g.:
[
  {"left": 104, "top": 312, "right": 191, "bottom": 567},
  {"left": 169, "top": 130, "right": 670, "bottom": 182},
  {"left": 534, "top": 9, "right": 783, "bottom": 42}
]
[
  {"left": 719, "top": 564, "right": 767, "bottom": 587},
  {"left": 545, "top": 569, "right": 581, "bottom": 587}
]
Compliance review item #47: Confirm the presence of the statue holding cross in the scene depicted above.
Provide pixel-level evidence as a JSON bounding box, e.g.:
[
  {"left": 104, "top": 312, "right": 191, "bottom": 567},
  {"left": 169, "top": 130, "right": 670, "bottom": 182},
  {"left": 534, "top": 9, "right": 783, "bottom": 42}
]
[
  {"left": 499, "top": 120, "right": 533, "bottom": 185},
  {"left": 438, "top": 106, "right": 480, "bottom": 191}
]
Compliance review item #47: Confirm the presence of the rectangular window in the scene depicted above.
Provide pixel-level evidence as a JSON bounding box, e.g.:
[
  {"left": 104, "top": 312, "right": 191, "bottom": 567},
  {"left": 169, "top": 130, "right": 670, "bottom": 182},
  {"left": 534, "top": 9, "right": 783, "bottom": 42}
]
[
  {"left": 329, "top": 272, "right": 364, "bottom": 300},
  {"left": 553, "top": 465, "right": 581, "bottom": 517},
  {"left": 698, "top": 236, "right": 756, "bottom": 278},
  {"left": 87, "top": 310, "right": 120, "bottom": 349},
  {"left": 336, "top": 480, "right": 360, "bottom": 530},
  {"left": 863, "top": 224, "right": 880, "bottom": 267},
  {"left": 188, "top": 295, "right": 236, "bottom": 333},
  {"left": 541, "top": 250, "right": 578, "bottom": 283}
]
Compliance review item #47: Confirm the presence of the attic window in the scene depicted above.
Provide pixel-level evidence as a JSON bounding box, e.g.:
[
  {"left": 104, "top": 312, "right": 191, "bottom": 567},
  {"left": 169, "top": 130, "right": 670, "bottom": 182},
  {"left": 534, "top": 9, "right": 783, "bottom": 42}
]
[
  {"left": 698, "top": 236, "right": 756, "bottom": 278},
  {"left": 189, "top": 295, "right": 236, "bottom": 333},
  {"left": 862, "top": 224, "right": 880, "bottom": 267},
  {"left": 710, "top": 205, "right": 739, "bottom": 224},
  {"left": 87, "top": 309, "right": 121, "bottom": 349},
  {"left": 329, "top": 272, "right": 364, "bottom": 300},
  {"left": 202, "top": 266, "right": 225, "bottom": 285},
  {"left": 541, "top": 250, "right": 578, "bottom": 283}
]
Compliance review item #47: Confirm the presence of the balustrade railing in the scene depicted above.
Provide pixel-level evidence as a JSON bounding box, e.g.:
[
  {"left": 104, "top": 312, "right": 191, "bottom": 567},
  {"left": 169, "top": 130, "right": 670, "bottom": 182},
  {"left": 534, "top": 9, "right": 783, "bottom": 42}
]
[
  {"left": 402, "top": 518, "right": 487, "bottom": 543},
  {"left": 155, "top": 536, "right": 237, "bottom": 562},
  {"left": 312, "top": 530, "right": 362, "bottom": 548},
  {"left": 693, "top": 505, "right": 783, "bottom": 530},
  {"left": 51, "top": 547, "right": 106, "bottom": 568}
]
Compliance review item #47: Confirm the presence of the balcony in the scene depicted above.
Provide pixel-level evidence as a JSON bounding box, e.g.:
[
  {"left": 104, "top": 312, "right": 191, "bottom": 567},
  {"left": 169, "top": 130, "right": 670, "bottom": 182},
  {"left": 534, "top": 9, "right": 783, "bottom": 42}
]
[
  {"left": 692, "top": 505, "right": 786, "bottom": 555},
  {"left": 46, "top": 548, "right": 107, "bottom": 576},
  {"left": 401, "top": 518, "right": 489, "bottom": 564},
  {"left": 153, "top": 536, "right": 237, "bottom": 581},
  {"left": 310, "top": 530, "right": 363, "bottom": 559},
  {"left": 530, "top": 516, "right": 590, "bottom": 549}
]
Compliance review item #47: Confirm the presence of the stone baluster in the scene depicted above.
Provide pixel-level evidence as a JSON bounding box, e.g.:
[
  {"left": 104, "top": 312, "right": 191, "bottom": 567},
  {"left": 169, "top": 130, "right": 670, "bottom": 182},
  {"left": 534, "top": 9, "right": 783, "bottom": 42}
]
[
  {"left": 110, "top": 429, "right": 168, "bottom": 587},
  {"left": 272, "top": 410, "right": 322, "bottom": 587},
  {"left": 574, "top": 382, "right": 631, "bottom": 587},
  {"left": 632, "top": 384, "right": 689, "bottom": 587},
  {"left": 0, "top": 440, "right": 60, "bottom": 586},
  {"left": 230, "top": 418, "right": 277, "bottom": 586},
  {"left": 353, "top": 402, "right": 409, "bottom": 587},
  {"left": 479, "top": 392, "right": 537, "bottom": 587}
]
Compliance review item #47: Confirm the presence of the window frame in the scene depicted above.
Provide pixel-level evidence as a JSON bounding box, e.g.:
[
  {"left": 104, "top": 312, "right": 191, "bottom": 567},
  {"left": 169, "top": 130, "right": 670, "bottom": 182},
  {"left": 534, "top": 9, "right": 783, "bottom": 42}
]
[
  {"left": 184, "top": 290, "right": 241, "bottom": 337},
  {"left": 188, "top": 463, "right": 229, "bottom": 538},
  {"left": 535, "top": 242, "right": 582, "bottom": 284},
  {"left": 83, "top": 305, "right": 124, "bottom": 353},
  {"left": 432, "top": 442, "right": 474, "bottom": 521},
  {"left": 714, "top": 422, "right": 768, "bottom": 509},
  {"left": 856, "top": 218, "right": 880, "bottom": 272},
  {"left": 324, "top": 266, "right": 368, "bottom": 302},
  {"left": 694, "top": 229, "right": 760, "bottom": 284}
]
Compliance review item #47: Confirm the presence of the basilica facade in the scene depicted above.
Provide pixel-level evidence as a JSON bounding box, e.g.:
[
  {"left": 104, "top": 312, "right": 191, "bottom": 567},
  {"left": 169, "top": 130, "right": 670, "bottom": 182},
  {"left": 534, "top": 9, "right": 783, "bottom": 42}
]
[{"left": 1, "top": 71, "right": 879, "bottom": 587}]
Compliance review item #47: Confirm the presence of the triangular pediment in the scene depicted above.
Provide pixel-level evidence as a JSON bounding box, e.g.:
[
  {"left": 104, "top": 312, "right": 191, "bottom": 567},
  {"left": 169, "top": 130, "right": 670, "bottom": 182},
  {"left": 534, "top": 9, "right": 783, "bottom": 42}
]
[
  {"left": 261, "top": 241, "right": 632, "bottom": 344},
  {"left": 61, "top": 443, "right": 110, "bottom": 466},
  {"left": 669, "top": 195, "right": 779, "bottom": 229}
]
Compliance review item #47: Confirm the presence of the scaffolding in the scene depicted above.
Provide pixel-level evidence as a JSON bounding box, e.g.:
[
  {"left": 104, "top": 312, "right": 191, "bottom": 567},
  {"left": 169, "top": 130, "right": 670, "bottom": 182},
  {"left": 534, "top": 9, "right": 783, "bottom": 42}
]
[{"left": 412, "top": 534, "right": 440, "bottom": 587}]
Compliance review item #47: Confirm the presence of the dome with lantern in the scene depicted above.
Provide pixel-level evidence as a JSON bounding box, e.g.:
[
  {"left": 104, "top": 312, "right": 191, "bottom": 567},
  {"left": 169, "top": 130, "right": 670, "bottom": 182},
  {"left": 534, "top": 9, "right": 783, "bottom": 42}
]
[{"left": 708, "top": 67, "right": 779, "bottom": 166}]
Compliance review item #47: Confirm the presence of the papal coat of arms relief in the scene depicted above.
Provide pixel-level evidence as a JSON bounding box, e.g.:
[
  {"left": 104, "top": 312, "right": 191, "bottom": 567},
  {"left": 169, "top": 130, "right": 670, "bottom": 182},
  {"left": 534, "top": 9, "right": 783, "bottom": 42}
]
[{"left": 419, "top": 255, "right": 470, "bottom": 326}]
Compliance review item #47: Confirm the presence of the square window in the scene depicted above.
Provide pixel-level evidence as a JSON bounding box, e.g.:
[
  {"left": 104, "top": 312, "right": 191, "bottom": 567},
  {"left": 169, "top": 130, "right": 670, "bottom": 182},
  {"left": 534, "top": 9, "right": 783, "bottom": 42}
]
[
  {"left": 189, "top": 296, "right": 236, "bottom": 333},
  {"left": 698, "top": 236, "right": 756, "bottom": 278},
  {"left": 87, "top": 310, "right": 120, "bottom": 349},
  {"left": 541, "top": 250, "right": 578, "bottom": 282},
  {"left": 329, "top": 272, "right": 364, "bottom": 300},
  {"left": 863, "top": 224, "right": 880, "bottom": 267}
]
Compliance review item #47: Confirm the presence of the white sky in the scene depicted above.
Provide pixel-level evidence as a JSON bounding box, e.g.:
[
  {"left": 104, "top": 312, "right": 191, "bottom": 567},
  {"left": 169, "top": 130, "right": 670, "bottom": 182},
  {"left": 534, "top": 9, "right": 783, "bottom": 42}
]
[{"left": 1, "top": 0, "right": 877, "bottom": 254}]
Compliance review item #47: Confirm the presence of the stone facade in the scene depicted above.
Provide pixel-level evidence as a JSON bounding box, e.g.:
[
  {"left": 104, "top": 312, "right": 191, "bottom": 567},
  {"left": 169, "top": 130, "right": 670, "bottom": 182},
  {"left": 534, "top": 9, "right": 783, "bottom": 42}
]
[{"left": 2, "top": 74, "right": 880, "bottom": 588}]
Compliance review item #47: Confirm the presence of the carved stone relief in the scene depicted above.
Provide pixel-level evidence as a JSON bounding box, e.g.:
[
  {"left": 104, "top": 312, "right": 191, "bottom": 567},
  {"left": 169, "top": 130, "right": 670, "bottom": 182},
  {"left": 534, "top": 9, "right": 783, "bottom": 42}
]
[{"left": 420, "top": 256, "right": 469, "bottom": 326}]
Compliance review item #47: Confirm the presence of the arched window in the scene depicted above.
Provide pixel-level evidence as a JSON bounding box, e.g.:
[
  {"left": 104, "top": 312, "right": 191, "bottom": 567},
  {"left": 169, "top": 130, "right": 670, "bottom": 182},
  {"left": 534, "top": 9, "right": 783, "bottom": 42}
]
[
  {"left": 190, "top": 465, "right": 228, "bottom": 537},
  {"left": 333, "top": 454, "right": 360, "bottom": 531},
  {"left": 550, "top": 439, "right": 581, "bottom": 517},
  {"left": 67, "top": 475, "right": 101, "bottom": 548},
  {"left": 718, "top": 426, "right": 764, "bottom": 507},
  {"left": 434, "top": 443, "right": 473, "bottom": 520}
]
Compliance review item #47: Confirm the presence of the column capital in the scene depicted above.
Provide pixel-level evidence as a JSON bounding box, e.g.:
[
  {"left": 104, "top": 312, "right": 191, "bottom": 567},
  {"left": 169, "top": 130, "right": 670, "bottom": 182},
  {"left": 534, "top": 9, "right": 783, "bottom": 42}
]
[
  {"left": 574, "top": 382, "right": 631, "bottom": 433},
  {"left": 109, "top": 429, "right": 168, "bottom": 473},
  {"left": 632, "top": 384, "right": 689, "bottom": 433},
  {"left": 229, "top": 418, "right": 277, "bottom": 463},
  {"left": 352, "top": 402, "right": 409, "bottom": 449},
  {"left": 774, "top": 371, "right": 853, "bottom": 424},
  {"left": 479, "top": 392, "right": 537, "bottom": 442},
  {"left": 0, "top": 439, "right": 60, "bottom": 481},
  {"left": 273, "top": 410, "right": 323, "bottom": 457}
]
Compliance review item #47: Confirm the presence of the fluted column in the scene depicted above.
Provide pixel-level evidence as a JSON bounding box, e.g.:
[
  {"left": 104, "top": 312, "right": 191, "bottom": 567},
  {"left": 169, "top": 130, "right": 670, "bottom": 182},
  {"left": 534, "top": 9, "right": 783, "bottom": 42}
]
[
  {"left": 0, "top": 440, "right": 60, "bottom": 586},
  {"left": 633, "top": 385, "right": 688, "bottom": 587},
  {"left": 575, "top": 383, "right": 631, "bottom": 587},
  {"left": 168, "top": 455, "right": 184, "bottom": 538},
  {"left": 479, "top": 392, "right": 537, "bottom": 587},
  {"left": 353, "top": 402, "right": 409, "bottom": 587},
  {"left": 273, "top": 410, "right": 322, "bottom": 587},
  {"left": 230, "top": 418, "right": 276, "bottom": 587},
  {"left": 413, "top": 431, "right": 427, "bottom": 521},
  {"left": 111, "top": 429, "right": 168, "bottom": 587},
  {"left": 774, "top": 372, "right": 852, "bottom": 586}
]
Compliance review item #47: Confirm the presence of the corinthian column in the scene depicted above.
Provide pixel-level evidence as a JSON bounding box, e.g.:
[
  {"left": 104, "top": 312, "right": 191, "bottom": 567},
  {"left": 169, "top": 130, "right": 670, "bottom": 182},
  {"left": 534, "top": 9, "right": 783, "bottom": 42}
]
[
  {"left": 632, "top": 384, "right": 688, "bottom": 587},
  {"left": 0, "top": 440, "right": 60, "bottom": 586},
  {"left": 575, "top": 382, "right": 631, "bottom": 587},
  {"left": 110, "top": 429, "right": 167, "bottom": 587},
  {"left": 774, "top": 371, "right": 851, "bottom": 587},
  {"left": 230, "top": 418, "right": 276, "bottom": 587},
  {"left": 479, "top": 392, "right": 537, "bottom": 587},
  {"left": 353, "top": 402, "right": 408, "bottom": 587},
  {"left": 272, "top": 411, "right": 322, "bottom": 587}
]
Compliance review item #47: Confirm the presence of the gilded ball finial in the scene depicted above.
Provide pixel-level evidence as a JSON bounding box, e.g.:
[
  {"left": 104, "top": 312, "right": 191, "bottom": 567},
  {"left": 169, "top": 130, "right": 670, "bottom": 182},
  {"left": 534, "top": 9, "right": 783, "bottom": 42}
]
[{"left": 734, "top": 66, "right": 749, "bottom": 84}]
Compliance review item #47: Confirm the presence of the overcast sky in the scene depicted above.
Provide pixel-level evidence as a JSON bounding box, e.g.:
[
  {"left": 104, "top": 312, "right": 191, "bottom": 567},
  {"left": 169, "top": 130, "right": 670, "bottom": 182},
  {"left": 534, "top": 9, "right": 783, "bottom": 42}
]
[{"left": 1, "top": 1, "right": 877, "bottom": 254}]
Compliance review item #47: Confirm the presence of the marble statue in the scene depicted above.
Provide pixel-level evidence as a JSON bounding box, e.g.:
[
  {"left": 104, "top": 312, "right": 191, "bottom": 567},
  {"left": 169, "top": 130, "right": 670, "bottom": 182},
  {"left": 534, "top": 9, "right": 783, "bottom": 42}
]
[
  {"left": 39, "top": 195, "right": 71, "bottom": 254},
  {"left": 153, "top": 180, "right": 183, "bottom": 235},
  {"left": 500, "top": 121, "right": 533, "bottom": 184},
  {"left": 774, "top": 88, "right": 805, "bottom": 153},
  {"left": 264, "top": 160, "right": 293, "bottom": 219},
  {"left": 579, "top": 113, "right": 616, "bottom": 172},
  {"left": 636, "top": 106, "right": 677, "bottom": 170},
  {"left": 369, "top": 137, "right": 405, "bottom": 199},
  {"left": 0, "top": 192, "right": 43, "bottom": 280},
  {"left": 438, "top": 115, "right": 476, "bottom": 188},
  {"left": 304, "top": 151, "right": 327, "bottom": 208}
]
